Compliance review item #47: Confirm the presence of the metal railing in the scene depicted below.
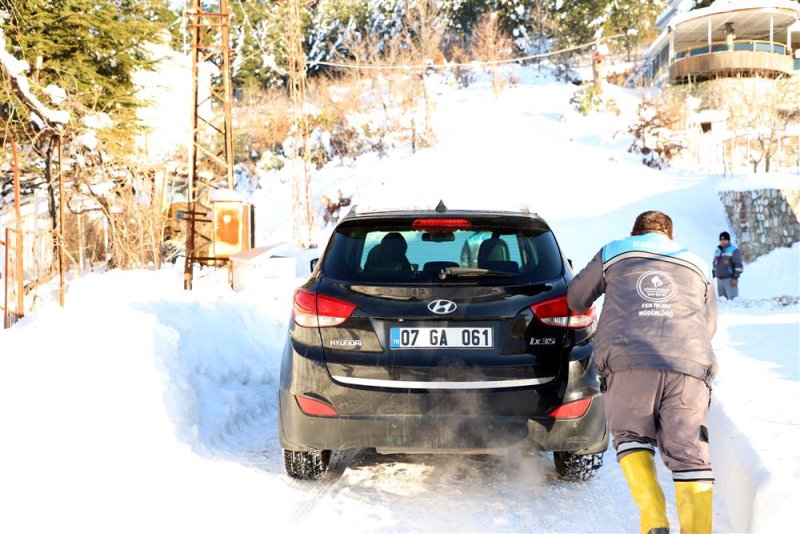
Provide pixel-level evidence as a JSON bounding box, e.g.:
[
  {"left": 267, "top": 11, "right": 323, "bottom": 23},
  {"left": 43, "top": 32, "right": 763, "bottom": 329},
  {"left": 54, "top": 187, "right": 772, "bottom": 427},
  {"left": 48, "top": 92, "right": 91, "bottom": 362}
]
[{"left": 674, "top": 40, "right": 792, "bottom": 61}]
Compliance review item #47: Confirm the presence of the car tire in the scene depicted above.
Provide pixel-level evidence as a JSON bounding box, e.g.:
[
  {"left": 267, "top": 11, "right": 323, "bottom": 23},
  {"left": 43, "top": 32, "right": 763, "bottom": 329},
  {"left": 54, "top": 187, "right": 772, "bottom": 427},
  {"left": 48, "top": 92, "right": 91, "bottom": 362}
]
[
  {"left": 284, "top": 448, "right": 331, "bottom": 480},
  {"left": 553, "top": 451, "right": 603, "bottom": 481}
]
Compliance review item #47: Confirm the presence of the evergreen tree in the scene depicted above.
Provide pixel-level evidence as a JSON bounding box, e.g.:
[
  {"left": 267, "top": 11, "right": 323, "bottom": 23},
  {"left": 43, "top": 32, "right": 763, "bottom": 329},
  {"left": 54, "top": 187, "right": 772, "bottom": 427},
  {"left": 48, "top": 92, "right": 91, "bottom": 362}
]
[
  {"left": 439, "top": 1, "right": 542, "bottom": 53},
  {"left": 229, "top": 0, "right": 291, "bottom": 90},
  {"left": 494, "top": 0, "right": 536, "bottom": 52},
  {"left": 307, "top": 0, "right": 370, "bottom": 66},
  {"left": 554, "top": 0, "right": 607, "bottom": 48},
  {"left": 608, "top": 0, "right": 667, "bottom": 61},
  {"left": 555, "top": 0, "right": 665, "bottom": 57},
  {"left": 0, "top": 0, "right": 175, "bottom": 124},
  {"left": 368, "top": 0, "right": 407, "bottom": 52},
  {"left": 439, "top": 0, "right": 491, "bottom": 46}
]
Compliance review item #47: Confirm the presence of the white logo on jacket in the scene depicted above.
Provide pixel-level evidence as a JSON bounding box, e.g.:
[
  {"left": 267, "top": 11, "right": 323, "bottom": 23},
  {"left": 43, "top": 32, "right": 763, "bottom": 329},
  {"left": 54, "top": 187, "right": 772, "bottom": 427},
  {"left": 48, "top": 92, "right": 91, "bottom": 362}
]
[{"left": 636, "top": 271, "right": 677, "bottom": 302}]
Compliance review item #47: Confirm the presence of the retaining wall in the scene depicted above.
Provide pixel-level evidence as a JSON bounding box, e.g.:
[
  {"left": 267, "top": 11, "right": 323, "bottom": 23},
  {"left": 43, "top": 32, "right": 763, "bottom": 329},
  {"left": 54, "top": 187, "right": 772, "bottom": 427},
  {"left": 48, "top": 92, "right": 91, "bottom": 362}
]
[{"left": 718, "top": 188, "right": 800, "bottom": 261}]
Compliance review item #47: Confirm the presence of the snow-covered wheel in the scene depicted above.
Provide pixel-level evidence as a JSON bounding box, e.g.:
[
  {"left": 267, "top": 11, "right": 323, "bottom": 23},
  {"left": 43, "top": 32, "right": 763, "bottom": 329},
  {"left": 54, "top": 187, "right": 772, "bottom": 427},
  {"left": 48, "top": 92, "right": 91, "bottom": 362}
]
[
  {"left": 553, "top": 451, "right": 603, "bottom": 481},
  {"left": 284, "top": 449, "right": 331, "bottom": 480}
]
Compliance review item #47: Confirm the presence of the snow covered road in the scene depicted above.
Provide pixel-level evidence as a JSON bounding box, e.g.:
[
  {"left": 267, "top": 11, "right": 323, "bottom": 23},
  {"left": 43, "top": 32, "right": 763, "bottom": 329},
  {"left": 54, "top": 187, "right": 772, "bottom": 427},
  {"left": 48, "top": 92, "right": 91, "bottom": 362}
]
[
  {"left": 2, "top": 68, "right": 797, "bottom": 532},
  {"left": 0, "top": 267, "right": 750, "bottom": 533}
]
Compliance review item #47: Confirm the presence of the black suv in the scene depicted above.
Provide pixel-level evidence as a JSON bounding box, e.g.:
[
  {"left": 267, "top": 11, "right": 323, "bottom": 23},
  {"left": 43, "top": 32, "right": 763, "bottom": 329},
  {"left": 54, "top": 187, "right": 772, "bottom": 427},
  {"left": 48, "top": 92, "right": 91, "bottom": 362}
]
[{"left": 279, "top": 205, "right": 608, "bottom": 480}]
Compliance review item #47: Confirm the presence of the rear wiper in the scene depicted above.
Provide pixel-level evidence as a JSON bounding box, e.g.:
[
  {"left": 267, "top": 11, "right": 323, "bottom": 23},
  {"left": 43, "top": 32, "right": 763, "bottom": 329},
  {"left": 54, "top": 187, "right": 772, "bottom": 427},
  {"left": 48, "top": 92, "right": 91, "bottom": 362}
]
[{"left": 438, "top": 267, "right": 517, "bottom": 280}]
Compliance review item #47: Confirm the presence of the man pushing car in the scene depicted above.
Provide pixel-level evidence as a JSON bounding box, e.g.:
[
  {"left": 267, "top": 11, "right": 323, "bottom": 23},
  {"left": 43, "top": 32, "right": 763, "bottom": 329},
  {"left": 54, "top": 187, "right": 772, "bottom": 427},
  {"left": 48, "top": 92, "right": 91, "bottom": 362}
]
[{"left": 568, "top": 210, "right": 718, "bottom": 534}]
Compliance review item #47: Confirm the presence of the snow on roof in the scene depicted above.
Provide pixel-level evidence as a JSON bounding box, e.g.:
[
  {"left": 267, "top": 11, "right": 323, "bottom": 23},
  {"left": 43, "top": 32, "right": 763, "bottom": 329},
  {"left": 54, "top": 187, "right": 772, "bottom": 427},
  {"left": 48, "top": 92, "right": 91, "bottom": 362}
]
[
  {"left": 671, "top": 0, "right": 800, "bottom": 29},
  {"left": 689, "top": 109, "right": 730, "bottom": 123},
  {"left": 228, "top": 242, "right": 287, "bottom": 262},
  {"left": 210, "top": 188, "right": 245, "bottom": 203},
  {"left": 350, "top": 197, "right": 534, "bottom": 216}
]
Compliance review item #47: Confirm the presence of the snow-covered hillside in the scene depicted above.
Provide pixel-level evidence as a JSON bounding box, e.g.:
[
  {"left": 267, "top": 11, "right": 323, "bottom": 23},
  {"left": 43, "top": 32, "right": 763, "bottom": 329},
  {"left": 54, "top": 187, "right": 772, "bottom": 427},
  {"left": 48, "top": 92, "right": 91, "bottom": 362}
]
[{"left": 1, "top": 67, "right": 797, "bottom": 533}]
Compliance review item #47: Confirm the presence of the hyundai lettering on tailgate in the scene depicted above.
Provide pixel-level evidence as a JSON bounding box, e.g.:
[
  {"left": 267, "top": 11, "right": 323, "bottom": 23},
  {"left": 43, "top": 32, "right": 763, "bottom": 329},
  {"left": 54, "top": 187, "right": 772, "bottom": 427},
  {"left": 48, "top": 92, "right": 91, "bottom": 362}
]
[{"left": 390, "top": 327, "right": 493, "bottom": 349}]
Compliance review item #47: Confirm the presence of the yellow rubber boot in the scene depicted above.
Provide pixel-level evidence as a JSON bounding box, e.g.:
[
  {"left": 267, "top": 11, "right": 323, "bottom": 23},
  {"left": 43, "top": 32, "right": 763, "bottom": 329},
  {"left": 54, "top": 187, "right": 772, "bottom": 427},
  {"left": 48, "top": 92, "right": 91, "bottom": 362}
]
[
  {"left": 675, "top": 481, "right": 713, "bottom": 534},
  {"left": 619, "top": 451, "right": 669, "bottom": 534}
]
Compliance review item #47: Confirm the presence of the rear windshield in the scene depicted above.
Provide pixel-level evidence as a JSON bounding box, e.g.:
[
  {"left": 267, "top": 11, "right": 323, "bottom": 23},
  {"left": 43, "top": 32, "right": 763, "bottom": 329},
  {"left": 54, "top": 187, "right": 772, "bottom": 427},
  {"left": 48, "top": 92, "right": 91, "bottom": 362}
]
[{"left": 322, "top": 218, "right": 564, "bottom": 284}]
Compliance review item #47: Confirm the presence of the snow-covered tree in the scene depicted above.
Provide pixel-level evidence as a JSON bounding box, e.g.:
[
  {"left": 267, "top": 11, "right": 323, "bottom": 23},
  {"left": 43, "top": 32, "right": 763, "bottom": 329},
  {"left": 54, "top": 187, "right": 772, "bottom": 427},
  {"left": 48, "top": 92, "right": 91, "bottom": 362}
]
[
  {"left": 230, "top": 0, "right": 289, "bottom": 89},
  {"left": 368, "top": 0, "right": 407, "bottom": 51},
  {"left": 494, "top": 0, "right": 534, "bottom": 52},
  {"left": 307, "top": 0, "right": 370, "bottom": 66},
  {"left": 439, "top": 0, "right": 541, "bottom": 52},
  {"left": 1, "top": 0, "right": 174, "bottom": 128},
  {"left": 555, "top": 0, "right": 665, "bottom": 55}
]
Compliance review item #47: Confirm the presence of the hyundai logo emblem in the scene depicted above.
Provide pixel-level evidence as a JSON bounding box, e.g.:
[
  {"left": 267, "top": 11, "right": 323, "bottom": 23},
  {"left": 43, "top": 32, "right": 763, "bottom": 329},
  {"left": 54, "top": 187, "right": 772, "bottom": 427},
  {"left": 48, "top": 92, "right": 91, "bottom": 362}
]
[{"left": 428, "top": 299, "right": 457, "bottom": 314}]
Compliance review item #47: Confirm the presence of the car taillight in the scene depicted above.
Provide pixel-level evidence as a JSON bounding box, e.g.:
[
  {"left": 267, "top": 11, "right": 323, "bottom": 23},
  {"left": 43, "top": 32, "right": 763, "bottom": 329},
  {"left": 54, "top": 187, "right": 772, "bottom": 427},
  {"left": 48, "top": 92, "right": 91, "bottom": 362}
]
[
  {"left": 412, "top": 218, "right": 472, "bottom": 230},
  {"left": 292, "top": 289, "right": 356, "bottom": 328},
  {"left": 296, "top": 395, "right": 338, "bottom": 417},
  {"left": 548, "top": 397, "right": 592, "bottom": 419},
  {"left": 531, "top": 295, "right": 595, "bottom": 329}
]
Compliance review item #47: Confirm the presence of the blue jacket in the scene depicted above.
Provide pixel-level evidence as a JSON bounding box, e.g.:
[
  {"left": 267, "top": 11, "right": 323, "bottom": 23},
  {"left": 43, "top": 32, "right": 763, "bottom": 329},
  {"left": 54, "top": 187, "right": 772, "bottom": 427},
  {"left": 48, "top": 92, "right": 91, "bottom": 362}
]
[
  {"left": 568, "top": 232, "right": 718, "bottom": 384},
  {"left": 713, "top": 244, "right": 743, "bottom": 279}
]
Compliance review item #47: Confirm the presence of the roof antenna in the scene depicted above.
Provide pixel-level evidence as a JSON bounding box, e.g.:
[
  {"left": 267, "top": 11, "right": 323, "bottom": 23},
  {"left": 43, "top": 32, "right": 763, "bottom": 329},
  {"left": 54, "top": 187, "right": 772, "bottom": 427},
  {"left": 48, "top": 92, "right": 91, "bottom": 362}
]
[{"left": 435, "top": 200, "right": 447, "bottom": 213}]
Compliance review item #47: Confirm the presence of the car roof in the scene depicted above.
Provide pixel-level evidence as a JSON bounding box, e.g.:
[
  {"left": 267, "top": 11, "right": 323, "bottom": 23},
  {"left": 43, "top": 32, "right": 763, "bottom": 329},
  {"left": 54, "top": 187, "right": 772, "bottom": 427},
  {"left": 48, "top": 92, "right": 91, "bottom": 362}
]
[{"left": 341, "top": 204, "right": 545, "bottom": 224}]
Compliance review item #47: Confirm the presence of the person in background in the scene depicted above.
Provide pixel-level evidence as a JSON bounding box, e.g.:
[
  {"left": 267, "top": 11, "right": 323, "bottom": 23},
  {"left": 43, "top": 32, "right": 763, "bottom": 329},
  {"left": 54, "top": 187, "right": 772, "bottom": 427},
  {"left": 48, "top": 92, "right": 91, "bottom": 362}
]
[
  {"left": 568, "top": 211, "right": 717, "bottom": 534},
  {"left": 713, "top": 231, "right": 743, "bottom": 300}
]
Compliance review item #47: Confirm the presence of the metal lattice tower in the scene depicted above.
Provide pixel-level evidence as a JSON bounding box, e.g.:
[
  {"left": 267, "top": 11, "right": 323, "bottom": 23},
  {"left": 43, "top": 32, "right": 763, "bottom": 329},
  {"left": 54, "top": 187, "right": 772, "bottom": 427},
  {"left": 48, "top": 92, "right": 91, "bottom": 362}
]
[{"left": 184, "top": 0, "right": 235, "bottom": 290}]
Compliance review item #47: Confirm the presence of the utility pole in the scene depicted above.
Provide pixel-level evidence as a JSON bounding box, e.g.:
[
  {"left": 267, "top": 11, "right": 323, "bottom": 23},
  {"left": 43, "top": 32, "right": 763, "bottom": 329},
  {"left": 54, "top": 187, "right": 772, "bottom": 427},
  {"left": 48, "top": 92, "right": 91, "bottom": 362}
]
[
  {"left": 592, "top": 30, "right": 608, "bottom": 95},
  {"left": 184, "top": 0, "right": 236, "bottom": 289},
  {"left": 287, "top": 0, "right": 315, "bottom": 249}
]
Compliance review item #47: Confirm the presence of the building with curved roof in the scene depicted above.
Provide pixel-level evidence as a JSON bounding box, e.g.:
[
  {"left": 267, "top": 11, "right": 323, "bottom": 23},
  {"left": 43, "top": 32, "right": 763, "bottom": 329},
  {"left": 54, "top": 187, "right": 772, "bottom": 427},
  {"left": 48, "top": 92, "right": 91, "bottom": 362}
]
[{"left": 646, "top": 0, "right": 800, "bottom": 83}]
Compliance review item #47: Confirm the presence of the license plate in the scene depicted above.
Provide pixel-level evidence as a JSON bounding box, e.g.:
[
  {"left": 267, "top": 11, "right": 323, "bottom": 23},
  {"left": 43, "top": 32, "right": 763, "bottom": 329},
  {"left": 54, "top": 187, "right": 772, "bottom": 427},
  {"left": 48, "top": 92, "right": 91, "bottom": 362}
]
[{"left": 390, "top": 327, "right": 493, "bottom": 349}]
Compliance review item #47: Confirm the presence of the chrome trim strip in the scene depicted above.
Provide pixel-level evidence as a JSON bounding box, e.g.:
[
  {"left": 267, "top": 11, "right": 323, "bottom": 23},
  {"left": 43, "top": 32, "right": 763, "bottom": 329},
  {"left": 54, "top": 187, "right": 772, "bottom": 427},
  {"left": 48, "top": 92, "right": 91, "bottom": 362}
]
[{"left": 331, "top": 375, "right": 555, "bottom": 389}]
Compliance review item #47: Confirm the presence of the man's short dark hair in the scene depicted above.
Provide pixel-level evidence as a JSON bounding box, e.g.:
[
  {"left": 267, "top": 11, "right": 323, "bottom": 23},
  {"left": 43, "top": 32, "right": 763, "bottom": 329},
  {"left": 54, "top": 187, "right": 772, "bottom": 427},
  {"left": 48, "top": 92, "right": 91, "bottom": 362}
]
[{"left": 631, "top": 211, "right": 673, "bottom": 239}]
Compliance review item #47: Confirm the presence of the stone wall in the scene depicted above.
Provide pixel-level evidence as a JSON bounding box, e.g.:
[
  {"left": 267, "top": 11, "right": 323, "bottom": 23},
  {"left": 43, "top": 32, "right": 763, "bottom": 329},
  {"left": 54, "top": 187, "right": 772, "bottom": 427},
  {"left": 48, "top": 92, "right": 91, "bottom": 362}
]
[{"left": 718, "top": 189, "right": 800, "bottom": 261}]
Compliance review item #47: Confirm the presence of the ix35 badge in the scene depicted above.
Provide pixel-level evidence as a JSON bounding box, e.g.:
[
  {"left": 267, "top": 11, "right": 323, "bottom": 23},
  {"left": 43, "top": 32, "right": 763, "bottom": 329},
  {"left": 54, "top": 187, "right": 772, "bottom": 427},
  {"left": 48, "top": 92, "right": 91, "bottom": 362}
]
[{"left": 428, "top": 299, "right": 457, "bottom": 314}]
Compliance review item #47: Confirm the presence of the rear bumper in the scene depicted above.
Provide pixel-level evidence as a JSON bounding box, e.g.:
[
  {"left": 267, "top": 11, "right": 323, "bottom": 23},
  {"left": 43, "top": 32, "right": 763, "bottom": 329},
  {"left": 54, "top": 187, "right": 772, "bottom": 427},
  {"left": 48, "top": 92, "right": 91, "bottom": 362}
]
[
  {"left": 279, "top": 334, "right": 608, "bottom": 455},
  {"left": 279, "top": 388, "right": 608, "bottom": 454}
]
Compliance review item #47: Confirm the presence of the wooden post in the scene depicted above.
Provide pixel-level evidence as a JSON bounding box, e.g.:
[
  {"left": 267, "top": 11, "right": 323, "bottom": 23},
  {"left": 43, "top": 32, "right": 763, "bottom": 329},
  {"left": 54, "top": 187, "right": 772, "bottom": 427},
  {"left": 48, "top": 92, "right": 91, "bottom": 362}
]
[
  {"left": 11, "top": 137, "right": 23, "bottom": 321},
  {"left": 288, "top": 0, "right": 314, "bottom": 249},
  {"left": 592, "top": 34, "right": 604, "bottom": 95},
  {"left": 58, "top": 134, "right": 65, "bottom": 306},
  {"left": 4, "top": 228, "right": 9, "bottom": 328}
]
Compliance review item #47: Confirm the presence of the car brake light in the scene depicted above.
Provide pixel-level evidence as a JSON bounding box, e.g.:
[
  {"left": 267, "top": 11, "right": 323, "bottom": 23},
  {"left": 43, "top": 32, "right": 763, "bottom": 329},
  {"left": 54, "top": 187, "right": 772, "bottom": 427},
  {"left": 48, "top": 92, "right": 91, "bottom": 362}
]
[
  {"left": 531, "top": 295, "right": 595, "bottom": 329},
  {"left": 296, "top": 395, "right": 338, "bottom": 417},
  {"left": 412, "top": 218, "right": 472, "bottom": 230},
  {"left": 548, "top": 397, "right": 592, "bottom": 419},
  {"left": 292, "top": 289, "right": 356, "bottom": 328}
]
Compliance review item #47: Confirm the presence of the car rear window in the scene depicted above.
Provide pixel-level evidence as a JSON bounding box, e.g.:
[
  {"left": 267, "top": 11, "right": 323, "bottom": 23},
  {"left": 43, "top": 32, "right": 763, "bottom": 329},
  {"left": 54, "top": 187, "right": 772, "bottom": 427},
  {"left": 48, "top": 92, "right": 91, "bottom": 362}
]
[{"left": 322, "top": 217, "right": 564, "bottom": 284}]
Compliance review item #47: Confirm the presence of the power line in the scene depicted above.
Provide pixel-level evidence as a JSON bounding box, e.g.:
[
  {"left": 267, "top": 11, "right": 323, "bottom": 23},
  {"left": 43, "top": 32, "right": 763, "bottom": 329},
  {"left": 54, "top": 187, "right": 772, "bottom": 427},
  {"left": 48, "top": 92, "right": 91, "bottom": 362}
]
[{"left": 310, "top": 34, "right": 626, "bottom": 71}]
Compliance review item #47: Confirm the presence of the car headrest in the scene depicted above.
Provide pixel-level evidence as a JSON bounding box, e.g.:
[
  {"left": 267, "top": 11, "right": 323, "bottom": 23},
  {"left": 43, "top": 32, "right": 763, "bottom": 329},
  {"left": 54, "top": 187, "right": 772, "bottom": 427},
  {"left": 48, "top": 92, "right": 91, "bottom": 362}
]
[
  {"left": 478, "top": 238, "right": 509, "bottom": 266},
  {"left": 380, "top": 232, "right": 408, "bottom": 259}
]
